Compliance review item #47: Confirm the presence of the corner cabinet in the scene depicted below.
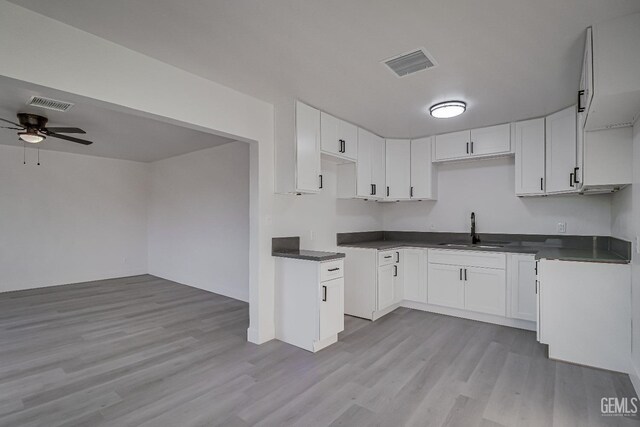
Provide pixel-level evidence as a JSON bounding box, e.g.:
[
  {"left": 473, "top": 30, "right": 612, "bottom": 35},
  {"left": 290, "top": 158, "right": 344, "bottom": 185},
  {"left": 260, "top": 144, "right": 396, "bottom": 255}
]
[
  {"left": 410, "top": 137, "right": 437, "bottom": 200},
  {"left": 275, "top": 257, "right": 345, "bottom": 352},
  {"left": 514, "top": 118, "right": 546, "bottom": 196},
  {"left": 385, "top": 139, "right": 411, "bottom": 200},
  {"left": 295, "top": 101, "right": 322, "bottom": 193},
  {"left": 433, "top": 124, "right": 512, "bottom": 162},
  {"left": 337, "top": 127, "right": 385, "bottom": 200},
  {"left": 321, "top": 112, "right": 358, "bottom": 161}
]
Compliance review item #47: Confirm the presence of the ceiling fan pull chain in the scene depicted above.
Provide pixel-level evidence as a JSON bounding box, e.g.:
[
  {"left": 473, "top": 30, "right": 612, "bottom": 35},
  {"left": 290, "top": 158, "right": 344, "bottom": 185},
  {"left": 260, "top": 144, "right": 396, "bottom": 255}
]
[
  {"left": 23, "top": 141, "right": 26, "bottom": 165},
  {"left": 37, "top": 147, "right": 40, "bottom": 166}
]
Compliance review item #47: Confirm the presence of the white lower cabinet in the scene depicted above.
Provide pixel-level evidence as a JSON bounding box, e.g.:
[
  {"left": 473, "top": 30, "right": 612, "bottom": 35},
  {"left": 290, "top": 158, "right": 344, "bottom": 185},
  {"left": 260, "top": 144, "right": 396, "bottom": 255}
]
[
  {"left": 538, "top": 259, "right": 630, "bottom": 373},
  {"left": 377, "top": 263, "right": 395, "bottom": 311},
  {"left": 427, "top": 249, "right": 506, "bottom": 317},
  {"left": 403, "top": 248, "right": 427, "bottom": 303},
  {"left": 509, "top": 254, "right": 537, "bottom": 321},
  {"left": 427, "top": 263, "right": 465, "bottom": 309},
  {"left": 275, "top": 257, "right": 345, "bottom": 352}
]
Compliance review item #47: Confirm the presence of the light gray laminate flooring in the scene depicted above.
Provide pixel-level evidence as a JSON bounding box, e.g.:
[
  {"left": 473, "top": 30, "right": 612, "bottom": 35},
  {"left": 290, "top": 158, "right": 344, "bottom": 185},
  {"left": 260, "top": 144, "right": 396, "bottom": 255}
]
[{"left": 0, "top": 275, "right": 637, "bottom": 427}]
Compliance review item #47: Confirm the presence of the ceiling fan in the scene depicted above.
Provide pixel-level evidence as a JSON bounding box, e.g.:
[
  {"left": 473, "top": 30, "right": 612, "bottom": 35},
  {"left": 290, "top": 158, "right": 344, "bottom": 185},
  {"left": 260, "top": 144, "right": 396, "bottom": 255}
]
[{"left": 0, "top": 113, "right": 93, "bottom": 145}]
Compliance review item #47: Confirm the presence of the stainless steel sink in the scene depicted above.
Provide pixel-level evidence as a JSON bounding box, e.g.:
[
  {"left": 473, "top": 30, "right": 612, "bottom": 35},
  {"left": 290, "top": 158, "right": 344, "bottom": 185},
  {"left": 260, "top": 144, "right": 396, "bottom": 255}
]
[{"left": 437, "top": 243, "right": 504, "bottom": 249}]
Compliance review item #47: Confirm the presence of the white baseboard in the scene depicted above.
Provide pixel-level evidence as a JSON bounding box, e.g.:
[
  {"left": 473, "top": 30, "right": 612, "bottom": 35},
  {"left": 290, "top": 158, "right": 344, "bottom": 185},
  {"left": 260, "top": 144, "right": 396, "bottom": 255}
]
[
  {"left": 402, "top": 300, "right": 537, "bottom": 331},
  {"left": 247, "top": 326, "right": 275, "bottom": 345}
]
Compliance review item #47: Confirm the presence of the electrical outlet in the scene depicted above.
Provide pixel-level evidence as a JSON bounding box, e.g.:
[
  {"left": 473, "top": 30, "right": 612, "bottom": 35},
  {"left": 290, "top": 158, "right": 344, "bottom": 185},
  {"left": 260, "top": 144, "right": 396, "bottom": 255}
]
[
  {"left": 636, "top": 236, "right": 640, "bottom": 254},
  {"left": 557, "top": 222, "right": 566, "bottom": 233}
]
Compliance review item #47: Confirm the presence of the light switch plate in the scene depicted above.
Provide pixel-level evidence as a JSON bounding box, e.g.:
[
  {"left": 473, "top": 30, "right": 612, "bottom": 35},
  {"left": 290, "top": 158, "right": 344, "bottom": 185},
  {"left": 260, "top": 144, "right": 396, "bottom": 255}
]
[{"left": 557, "top": 222, "right": 566, "bottom": 233}]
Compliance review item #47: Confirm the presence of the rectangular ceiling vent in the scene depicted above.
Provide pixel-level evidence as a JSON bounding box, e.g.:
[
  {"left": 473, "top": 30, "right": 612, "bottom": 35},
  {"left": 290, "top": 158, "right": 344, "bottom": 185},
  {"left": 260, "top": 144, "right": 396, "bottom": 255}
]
[
  {"left": 27, "top": 96, "right": 74, "bottom": 112},
  {"left": 383, "top": 48, "right": 438, "bottom": 78}
]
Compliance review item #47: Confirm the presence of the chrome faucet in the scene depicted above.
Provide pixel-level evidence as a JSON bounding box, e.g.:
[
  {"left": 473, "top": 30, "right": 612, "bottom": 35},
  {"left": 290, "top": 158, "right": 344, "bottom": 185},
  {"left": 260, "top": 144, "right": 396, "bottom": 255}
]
[{"left": 471, "top": 212, "right": 480, "bottom": 244}]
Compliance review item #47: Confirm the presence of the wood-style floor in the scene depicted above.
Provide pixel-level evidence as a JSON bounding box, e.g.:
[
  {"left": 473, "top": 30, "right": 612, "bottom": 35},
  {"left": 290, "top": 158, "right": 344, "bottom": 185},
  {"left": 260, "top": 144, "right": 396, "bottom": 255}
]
[{"left": 0, "top": 275, "right": 637, "bottom": 427}]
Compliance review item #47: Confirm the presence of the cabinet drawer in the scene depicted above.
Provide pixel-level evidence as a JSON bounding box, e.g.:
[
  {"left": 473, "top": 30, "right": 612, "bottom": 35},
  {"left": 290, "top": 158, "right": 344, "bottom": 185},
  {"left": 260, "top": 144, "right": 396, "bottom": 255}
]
[
  {"left": 428, "top": 249, "right": 506, "bottom": 269},
  {"left": 320, "top": 259, "right": 344, "bottom": 282},
  {"left": 378, "top": 250, "right": 399, "bottom": 266}
]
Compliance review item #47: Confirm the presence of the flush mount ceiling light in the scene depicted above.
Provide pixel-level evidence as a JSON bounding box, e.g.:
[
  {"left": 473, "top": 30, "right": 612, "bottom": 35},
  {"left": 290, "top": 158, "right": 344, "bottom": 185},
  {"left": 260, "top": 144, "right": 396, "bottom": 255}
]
[
  {"left": 18, "top": 129, "right": 45, "bottom": 144},
  {"left": 429, "top": 101, "right": 466, "bottom": 119}
]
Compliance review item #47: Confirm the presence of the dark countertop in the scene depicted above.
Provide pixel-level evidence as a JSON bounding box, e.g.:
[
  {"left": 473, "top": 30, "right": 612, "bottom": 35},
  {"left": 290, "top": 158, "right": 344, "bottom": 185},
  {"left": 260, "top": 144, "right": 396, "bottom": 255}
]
[
  {"left": 336, "top": 232, "right": 631, "bottom": 264},
  {"left": 272, "top": 249, "right": 346, "bottom": 262},
  {"left": 271, "top": 236, "right": 345, "bottom": 261}
]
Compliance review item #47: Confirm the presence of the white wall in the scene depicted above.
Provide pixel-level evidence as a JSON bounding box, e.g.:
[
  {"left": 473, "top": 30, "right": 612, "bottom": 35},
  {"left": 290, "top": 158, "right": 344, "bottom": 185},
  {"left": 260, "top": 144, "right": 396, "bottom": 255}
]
[
  {"left": 383, "top": 157, "right": 613, "bottom": 235},
  {"left": 611, "top": 121, "right": 640, "bottom": 387},
  {"left": 0, "top": 144, "right": 148, "bottom": 292},
  {"left": 148, "top": 142, "right": 250, "bottom": 302},
  {"left": 272, "top": 160, "right": 384, "bottom": 250}
]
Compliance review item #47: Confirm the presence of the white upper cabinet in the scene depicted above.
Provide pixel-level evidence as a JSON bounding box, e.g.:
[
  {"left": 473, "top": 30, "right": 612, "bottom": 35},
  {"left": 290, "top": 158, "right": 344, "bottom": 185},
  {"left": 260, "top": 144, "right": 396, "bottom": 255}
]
[
  {"left": 410, "top": 137, "right": 437, "bottom": 200},
  {"left": 514, "top": 118, "right": 545, "bottom": 196},
  {"left": 470, "top": 124, "right": 511, "bottom": 157},
  {"left": 361, "top": 128, "right": 385, "bottom": 199},
  {"left": 385, "top": 139, "right": 411, "bottom": 200},
  {"left": 320, "top": 112, "right": 357, "bottom": 160},
  {"left": 584, "top": 13, "right": 640, "bottom": 131},
  {"left": 578, "top": 27, "right": 594, "bottom": 123},
  {"left": 433, "top": 124, "right": 511, "bottom": 162},
  {"left": 545, "top": 105, "right": 578, "bottom": 194},
  {"left": 433, "top": 130, "right": 469, "bottom": 161},
  {"left": 295, "top": 101, "right": 321, "bottom": 193}
]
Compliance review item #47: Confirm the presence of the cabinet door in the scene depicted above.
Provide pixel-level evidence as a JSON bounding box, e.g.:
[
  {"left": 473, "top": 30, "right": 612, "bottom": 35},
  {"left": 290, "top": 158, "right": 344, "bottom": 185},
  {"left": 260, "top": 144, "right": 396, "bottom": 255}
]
[
  {"left": 393, "top": 251, "right": 403, "bottom": 304},
  {"left": 427, "top": 263, "right": 465, "bottom": 309},
  {"left": 371, "top": 133, "right": 386, "bottom": 200},
  {"left": 580, "top": 28, "right": 593, "bottom": 118},
  {"left": 320, "top": 112, "right": 341, "bottom": 157},
  {"left": 378, "top": 264, "right": 395, "bottom": 311},
  {"left": 545, "top": 105, "right": 578, "bottom": 194},
  {"left": 510, "top": 255, "right": 537, "bottom": 321},
  {"left": 514, "top": 118, "right": 545, "bottom": 196},
  {"left": 464, "top": 267, "right": 506, "bottom": 316},
  {"left": 410, "top": 137, "right": 436, "bottom": 200},
  {"left": 470, "top": 124, "right": 511, "bottom": 157},
  {"left": 385, "top": 139, "right": 411, "bottom": 199},
  {"left": 356, "top": 128, "right": 374, "bottom": 198},
  {"left": 319, "top": 277, "right": 345, "bottom": 340},
  {"left": 433, "top": 130, "right": 470, "bottom": 161},
  {"left": 296, "top": 101, "right": 321, "bottom": 193},
  {"left": 339, "top": 120, "right": 358, "bottom": 161},
  {"left": 403, "top": 249, "right": 427, "bottom": 303}
]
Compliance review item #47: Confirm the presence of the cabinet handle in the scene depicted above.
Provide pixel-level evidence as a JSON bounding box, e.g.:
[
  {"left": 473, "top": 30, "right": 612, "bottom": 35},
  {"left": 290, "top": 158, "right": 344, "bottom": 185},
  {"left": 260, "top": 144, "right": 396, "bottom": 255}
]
[
  {"left": 322, "top": 285, "right": 327, "bottom": 301},
  {"left": 540, "top": 177, "right": 544, "bottom": 191},
  {"left": 319, "top": 174, "right": 323, "bottom": 189},
  {"left": 573, "top": 167, "right": 580, "bottom": 184},
  {"left": 386, "top": 186, "right": 390, "bottom": 197},
  {"left": 410, "top": 186, "right": 414, "bottom": 198},
  {"left": 578, "top": 90, "right": 585, "bottom": 112},
  {"left": 460, "top": 268, "right": 463, "bottom": 281},
  {"left": 327, "top": 267, "right": 340, "bottom": 272},
  {"left": 395, "top": 251, "right": 400, "bottom": 262},
  {"left": 464, "top": 268, "right": 467, "bottom": 281},
  {"left": 569, "top": 172, "right": 575, "bottom": 187},
  {"left": 470, "top": 141, "right": 474, "bottom": 154},
  {"left": 384, "top": 255, "right": 392, "bottom": 259},
  {"left": 342, "top": 140, "right": 346, "bottom": 153},
  {"left": 373, "top": 184, "right": 376, "bottom": 195},
  {"left": 536, "top": 281, "right": 539, "bottom": 295},
  {"left": 466, "top": 142, "right": 469, "bottom": 154},
  {"left": 339, "top": 139, "right": 345, "bottom": 153},
  {"left": 535, "top": 261, "right": 538, "bottom": 275},
  {"left": 394, "top": 265, "right": 398, "bottom": 277},
  {"left": 371, "top": 184, "right": 375, "bottom": 196}
]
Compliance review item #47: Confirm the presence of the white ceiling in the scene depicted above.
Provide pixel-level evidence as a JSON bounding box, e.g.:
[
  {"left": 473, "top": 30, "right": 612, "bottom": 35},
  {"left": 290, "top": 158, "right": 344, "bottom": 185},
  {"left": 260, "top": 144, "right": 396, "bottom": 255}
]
[
  {"left": 8, "top": 0, "right": 640, "bottom": 138},
  {"left": 0, "top": 79, "right": 235, "bottom": 162}
]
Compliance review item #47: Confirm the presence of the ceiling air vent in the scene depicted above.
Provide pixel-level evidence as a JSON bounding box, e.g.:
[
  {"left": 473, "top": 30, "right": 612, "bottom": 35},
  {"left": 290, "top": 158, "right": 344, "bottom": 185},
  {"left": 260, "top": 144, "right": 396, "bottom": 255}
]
[
  {"left": 27, "top": 96, "right": 74, "bottom": 112},
  {"left": 383, "top": 48, "right": 438, "bottom": 77}
]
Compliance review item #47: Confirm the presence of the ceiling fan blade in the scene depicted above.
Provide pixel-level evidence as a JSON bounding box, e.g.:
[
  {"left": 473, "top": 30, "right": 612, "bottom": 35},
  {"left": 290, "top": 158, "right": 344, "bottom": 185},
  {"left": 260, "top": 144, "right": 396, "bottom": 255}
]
[
  {"left": 44, "top": 127, "right": 86, "bottom": 134},
  {"left": 0, "top": 126, "right": 22, "bottom": 130},
  {"left": 46, "top": 131, "right": 93, "bottom": 145},
  {"left": 0, "top": 117, "right": 22, "bottom": 128}
]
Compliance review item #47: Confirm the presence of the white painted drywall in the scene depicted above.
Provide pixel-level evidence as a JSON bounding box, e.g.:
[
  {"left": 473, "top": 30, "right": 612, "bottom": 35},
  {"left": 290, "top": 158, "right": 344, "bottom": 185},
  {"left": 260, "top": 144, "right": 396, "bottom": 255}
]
[
  {"left": 148, "top": 142, "right": 250, "bottom": 302},
  {"left": 383, "top": 157, "right": 613, "bottom": 235},
  {"left": 272, "top": 160, "right": 384, "bottom": 250},
  {"left": 0, "top": 144, "right": 149, "bottom": 292},
  {"left": 611, "top": 120, "right": 640, "bottom": 387},
  {"left": 0, "top": 1, "right": 275, "bottom": 344}
]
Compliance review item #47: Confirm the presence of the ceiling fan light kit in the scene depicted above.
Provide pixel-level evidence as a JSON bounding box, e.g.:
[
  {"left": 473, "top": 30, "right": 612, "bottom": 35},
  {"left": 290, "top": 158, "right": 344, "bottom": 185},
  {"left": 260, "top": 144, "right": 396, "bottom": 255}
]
[{"left": 0, "top": 112, "right": 93, "bottom": 146}]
